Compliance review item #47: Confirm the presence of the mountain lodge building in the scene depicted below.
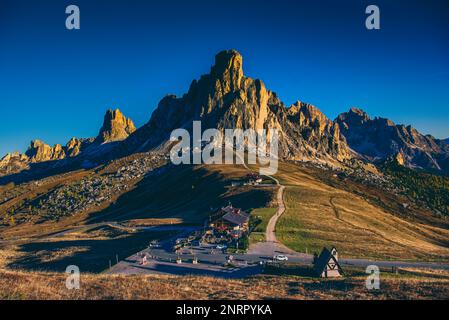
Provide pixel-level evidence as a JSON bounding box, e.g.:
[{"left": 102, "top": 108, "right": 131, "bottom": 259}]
[
  {"left": 210, "top": 204, "right": 250, "bottom": 237},
  {"left": 314, "top": 247, "right": 343, "bottom": 278}
]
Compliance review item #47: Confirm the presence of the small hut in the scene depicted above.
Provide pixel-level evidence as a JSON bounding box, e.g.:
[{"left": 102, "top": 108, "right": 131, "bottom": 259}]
[{"left": 314, "top": 247, "right": 343, "bottom": 278}]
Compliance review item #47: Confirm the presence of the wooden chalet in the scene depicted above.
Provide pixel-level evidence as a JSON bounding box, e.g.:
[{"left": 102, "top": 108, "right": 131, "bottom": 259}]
[
  {"left": 210, "top": 204, "right": 250, "bottom": 235},
  {"left": 313, "top": 247, "right": 343, "bottom": 278},
  {"left": 245, "top": 173, "right": 262, "bottom": 185}
]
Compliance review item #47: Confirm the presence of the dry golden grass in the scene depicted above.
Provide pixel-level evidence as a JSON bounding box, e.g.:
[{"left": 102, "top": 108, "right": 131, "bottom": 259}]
[
  {"left": 0, "top": 161, "right": 274, "bottom": 239},
  {"left": 275, "top": 162, "right": 449, "bottom": 261},
  {"left": 123, "top": 218, "right": 183, "bottom": 227},
  {"left": 1, "top": 268, "right": 448, "bottom": 300},
  {"left": 0, "top": 228, "right": 177, "bottom": 273}
]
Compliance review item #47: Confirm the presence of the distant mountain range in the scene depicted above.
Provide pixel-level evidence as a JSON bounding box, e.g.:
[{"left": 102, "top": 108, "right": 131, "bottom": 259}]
[
  {"left": 336, "top": 108, "right": 449, "bottom": 172},
  {"left": 1, "top": 50, "right": 449, "bottom": 176}
]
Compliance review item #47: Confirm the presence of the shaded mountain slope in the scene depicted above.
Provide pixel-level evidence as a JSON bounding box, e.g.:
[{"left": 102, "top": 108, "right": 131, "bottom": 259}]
[{"left": 336, "top": 108, "right": 449, "bottom": 172}]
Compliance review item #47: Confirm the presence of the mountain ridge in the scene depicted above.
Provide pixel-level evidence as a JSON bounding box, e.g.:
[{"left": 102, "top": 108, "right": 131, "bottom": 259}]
[
  {"left": 335, "top": 107, "right": 449, "bottom": 172},
  {"left": 1, "top": 50, "right": 448, "bottom": 176},
  {"left": 0, "top": 108, "right": 135, "bottom": 176},
  {"left": 125, "top": 49, "right": 351, "bottom": 163}
]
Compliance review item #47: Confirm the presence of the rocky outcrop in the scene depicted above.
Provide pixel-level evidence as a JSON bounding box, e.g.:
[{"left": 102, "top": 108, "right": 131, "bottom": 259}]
[
  {"left": 65, "top": 137, "right": 94, "bottom": 157},
  {"left": 336, "top": 108, "right": 449, "bottom": 172},
  {"left": 96, "top": 109, "right": 136, "bottom": 144},
  {"left": 2, "top": 50, "right": 448, "bottom": 176},
  {"left": 0, "top": 109, "right": 131, "bottom": 176},
  {"left": 0, "top": 152, "right": 28, "bottom": 165},
  {"left": 0, "top": 152, "right": 30, "bottom": 176},
  {"left": 66, "top": 138, "right": 83, "bottom": 157},
  {"left": 394, "top": 152, "right": 405, "bottom": 166},
  {"left": 25, "top": 140, "right": 66, "bottom": 163},
  {"left": 0, "top": 136, "right": 98, "bottom": 177},
  {"left": 127, "top": 49, "right": 351, "bottom": 162},
  {"left": 285, "top": 101, "right": 350, "bottom": 161}
]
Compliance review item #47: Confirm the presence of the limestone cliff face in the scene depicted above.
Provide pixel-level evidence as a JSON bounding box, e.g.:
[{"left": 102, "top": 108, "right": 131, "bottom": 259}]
[
  {"left": 66, "top": 138, "right": 82, "bottom": 157},
  {"left": 4, "top": 50, "right": 447, "bottom": 176},
  {"left": 394, "top": 152, "right": 405, "bottom": 166},
  {"left": 96, "top": 109, "right": 136, "bottom": 144},
  {"left": 284, "top": 101, "right": 349, "bottom": 161},
  {"left": 128, "top": 49, "right": 351, "bottom": 162},
  {"left": 336, "top": 108, "right": 449, "bottom": 172},
  {"left": 25, "top": 140, "right": 67, "bottom": 163},
  {"left": 0, "top": 135, "right": 99, "bottom": 176},
  {"left": 0, "top": 152, "right": 28, "bottom": 165},
  {"left": 0, "top": 109, "right": 133, "bottom": 176},
  {"left": 65, "top": 137, "right": 94, "bottom": 157},
  {"left": 0, "top": 152, "right": 30, "bottom": 176}
]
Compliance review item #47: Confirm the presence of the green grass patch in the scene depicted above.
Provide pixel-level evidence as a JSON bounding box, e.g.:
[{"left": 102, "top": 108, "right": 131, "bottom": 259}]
[{"left": 249, "top": 207, "right": 277, "bottom": 244}]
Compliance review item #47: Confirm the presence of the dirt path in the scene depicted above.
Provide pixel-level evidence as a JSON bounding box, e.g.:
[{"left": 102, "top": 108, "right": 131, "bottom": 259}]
[
  {"left": 243, "top": 157, "right": 301, "bottom": 256},
  {"left": 266, "top": 185, "right": 285, "bottom": 242},
  {"left": 232, "top": 149, "right": 285, "bottom": 244}
]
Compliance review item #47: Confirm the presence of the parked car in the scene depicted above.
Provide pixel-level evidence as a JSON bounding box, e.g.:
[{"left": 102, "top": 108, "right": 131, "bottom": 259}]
[
  {"left": 176, "top": 238, "right": 188, "bottom": 245},
  {"left": 274, "top": 255, "right": 288, "bottom": 261},
  {"left": 149, "top": 241, "right": 161, "bottom": 248},
  {"left": 216, "top": 244, "right": 228, "bottom": 250}
]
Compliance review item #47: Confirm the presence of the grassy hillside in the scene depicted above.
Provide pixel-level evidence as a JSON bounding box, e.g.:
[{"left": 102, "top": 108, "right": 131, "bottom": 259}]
[
  {"left": 0, "top": 154, "right": 276, "bottom": 238},
  {"left": 1, "top": 227, "right": 176, "bottom": 273},
  {"left": 0, "top": 157, "right": 276, "bottom": 273},
  {"left": 274, "top": 162, "right": 449, "bottom": 261},
  {"left": 381, "top": 160, "right": 449, "bottom": 217},
  {"left": 1, "top": 267, "right": 449, "bottom": 300},
  {"left": 249, "top": 208, "right": 277, "bottom": 244},
  {"left": 89, "top": 163, "right": 276, "bottom": 224}
]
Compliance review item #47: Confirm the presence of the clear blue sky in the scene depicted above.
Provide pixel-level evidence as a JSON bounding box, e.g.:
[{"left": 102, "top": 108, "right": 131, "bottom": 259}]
[{"left": 1, "top": 0, "right": 449, "bottom": 156}]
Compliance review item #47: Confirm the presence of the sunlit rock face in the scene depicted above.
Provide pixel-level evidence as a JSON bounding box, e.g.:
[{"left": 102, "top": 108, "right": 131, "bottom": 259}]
[
  {"left": 336, "top": 108, "right": 449, "bottom": 172},
  {"left": 96, "top": 109, "right": 136, "bottom": 144},
  {"left": 127, "top": 49, "right": 351, "bottom": 163},
  {"left": 26, "top": 140, "right": 66, "bottom": 163}
]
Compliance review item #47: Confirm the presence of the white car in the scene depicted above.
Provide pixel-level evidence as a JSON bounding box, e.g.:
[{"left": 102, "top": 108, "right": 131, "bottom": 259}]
[
  {"left": 216, "top": 244, "right": 228, "bottom": 250},
  {"left": 274, "top": 255, "right": 289, "bottom": 261},
  {"left": 149, "top": 242, "right": 161, "bottom": 248}
]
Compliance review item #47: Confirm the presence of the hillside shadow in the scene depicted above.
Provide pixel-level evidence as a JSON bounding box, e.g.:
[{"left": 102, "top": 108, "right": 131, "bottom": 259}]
[
  {"left": 132, "top": 262, "right": 262, "bottom": 279},
  {"left": 263, "top": 264, "right": 317, "bottom": 277},
  {"left": 0, "top": 159, "right": 82, "bottom": 186},
  {"left": 0, "top": 142, "right": 126, "bottom": 186},
  {"left": 7, "top": 230, "right": 171, "bottom": 273},
  {"left": 86, "top": 164, "right": 274, "bottom": 225}
]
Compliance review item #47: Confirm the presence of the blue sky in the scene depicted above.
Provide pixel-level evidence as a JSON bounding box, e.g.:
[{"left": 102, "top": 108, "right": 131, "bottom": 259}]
[{"left": 1, "top": 0, "right": 449, "bottom": 156}]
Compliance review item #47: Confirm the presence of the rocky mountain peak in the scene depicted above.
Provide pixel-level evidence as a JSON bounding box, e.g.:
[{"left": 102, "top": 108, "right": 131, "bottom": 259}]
[
  {"left": 0, "top": 152, "right": 30, "bottom": 176},
  {"left": 210, "top": 50, "right": 244, "bottom": 91},
  {"left": 349, "top": 107, "right": 368, "bottom": 117},
  {"left": 66, "top": 138, "right": 83, "bottom": 157},
  {"left": 127, "top": 50, "right": 352, "bottom": 163},
  {"left": 337, "top": 107, "right": 370, "bottom": 124},
  {"left": 288, "top": 101, "right": 332, "bottom": 133},
  {"left": 336, "top": 109, "right": 449, "bottom": 172},
  {"left": 0, "top": 152, "right": 28, "bottom": 165},
  {"left": 25, "top": 140, "right": 66, "bottom": 163},
  {"left": 97, "top": 109, "right": 136, "bottom": 143}
]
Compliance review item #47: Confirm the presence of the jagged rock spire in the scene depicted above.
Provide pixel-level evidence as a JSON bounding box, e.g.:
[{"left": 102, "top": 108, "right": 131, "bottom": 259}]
[{"left": 97, "top": 109, "right": 136, "bottom": 143}]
